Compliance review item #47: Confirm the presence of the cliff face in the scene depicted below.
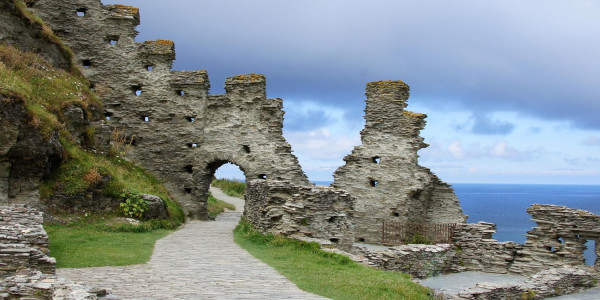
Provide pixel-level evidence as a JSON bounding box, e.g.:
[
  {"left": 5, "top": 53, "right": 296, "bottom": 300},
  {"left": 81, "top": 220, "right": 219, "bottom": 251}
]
[
  {"left": 0, "top": 95, "right": 63, "bottom": 205},
  {"left": 333, "top": 81, "right": 466, "bottom": 243}
]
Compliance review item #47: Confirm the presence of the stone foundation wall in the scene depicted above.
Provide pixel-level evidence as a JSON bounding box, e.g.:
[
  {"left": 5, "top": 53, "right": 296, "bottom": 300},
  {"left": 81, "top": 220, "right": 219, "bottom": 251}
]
[
  {"left": 0, "top": 205, "right": 55, "bottom": 278},
  {"left": 354, "top": 244, "right": 455, "bottom": 278},
  {"left": 454, "top": 268, "right": 596, "bottom": 300},
  {"left": 244, "top": 180, "right": 355, "bottom": 249}
]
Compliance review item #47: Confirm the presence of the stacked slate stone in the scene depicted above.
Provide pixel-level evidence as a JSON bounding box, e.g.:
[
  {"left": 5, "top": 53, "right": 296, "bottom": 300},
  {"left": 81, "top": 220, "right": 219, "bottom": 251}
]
[
  {"left": 0, "top": 206, "right": 55, "bottom": 277},
  {"left": 244, "top": 180, "right": 355, "bottom": 249},
  {"left": 353, "top": 244, "right": 456, "bottom": 278},
  {"left": 450, "top": 222, "right": 523, "bottom": 274},
  {"left": 333, "top": 81, "right": 466, "bottom": 244}
]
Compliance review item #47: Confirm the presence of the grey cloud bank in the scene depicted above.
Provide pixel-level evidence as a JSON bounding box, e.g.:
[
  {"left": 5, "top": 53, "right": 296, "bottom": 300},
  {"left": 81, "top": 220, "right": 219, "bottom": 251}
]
[{"left": 103, "top": 0, "right": 600, "bottom": 130}]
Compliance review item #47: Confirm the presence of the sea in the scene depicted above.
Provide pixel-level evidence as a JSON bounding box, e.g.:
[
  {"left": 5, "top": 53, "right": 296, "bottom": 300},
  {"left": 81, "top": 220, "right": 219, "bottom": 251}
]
[{"left": 313, "top": 181, "right": 600, "bottom": 264}]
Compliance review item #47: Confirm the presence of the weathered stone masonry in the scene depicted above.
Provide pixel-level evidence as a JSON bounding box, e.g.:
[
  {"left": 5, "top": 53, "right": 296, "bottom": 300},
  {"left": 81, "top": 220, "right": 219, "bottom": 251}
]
[
  {"left": 244, "top": 180, "right": 355, "bottom": 249},
  {"left": 28, "top": 0, "right": 309, "bottom": 218},
  {"left": 333, "top": 81, "right": 466, "bottom": 244}
]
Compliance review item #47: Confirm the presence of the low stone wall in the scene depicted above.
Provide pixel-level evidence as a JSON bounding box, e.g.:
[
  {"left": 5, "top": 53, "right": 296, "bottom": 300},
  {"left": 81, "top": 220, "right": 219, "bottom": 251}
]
[
  {"left": 244, "top": 180, "right": 355, "bottom": 249},
  {"left": 450, "top": 205, "right": 600, "bottom": 276},
  {"left": 450, "top": 222, "right": 523, "bottom": 274},
  {"left": 0, "top": 205, "right": 55, "bottom": 277},
  {"left": 353, "top": 244, "right": 455, "bottom": 278},
  {"left": 455, "top": 268, "right": 596, "bottom": 299}
]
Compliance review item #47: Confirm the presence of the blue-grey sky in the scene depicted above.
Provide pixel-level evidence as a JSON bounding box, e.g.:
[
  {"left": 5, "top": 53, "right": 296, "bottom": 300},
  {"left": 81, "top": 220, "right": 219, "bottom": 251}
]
[{"left": 102, "top": 0, "right": 600, "bottom": 184}]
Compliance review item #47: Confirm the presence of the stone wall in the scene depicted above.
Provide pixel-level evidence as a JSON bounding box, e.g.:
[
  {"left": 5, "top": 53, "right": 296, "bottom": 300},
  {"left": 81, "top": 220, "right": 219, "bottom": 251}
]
[
  {"left": 0, "top": 205, "right": 55, "bottom": 278},
  {"left": 454, "top": 268, "right": 596, "bottom": 300},
  {"left": 354, "top": 244, "right": 455, "bottom": 278},
  {"left": 450, "top": 205, "right": 600, "bottom": 276},
  {"left": 244, "top": 180, "right": 355, "bottom": 249},
  {"left": 333, "top": 81, "right": 466, "bottom": 244},
  {"left": 28, "top": 0, "right": 309, "bottom": 218}
]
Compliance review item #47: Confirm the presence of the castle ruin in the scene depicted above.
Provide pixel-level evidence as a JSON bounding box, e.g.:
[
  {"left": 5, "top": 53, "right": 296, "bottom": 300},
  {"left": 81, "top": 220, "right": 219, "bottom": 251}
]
[{"left": 20, "top": 0, "right": 465, "bottom": 231}]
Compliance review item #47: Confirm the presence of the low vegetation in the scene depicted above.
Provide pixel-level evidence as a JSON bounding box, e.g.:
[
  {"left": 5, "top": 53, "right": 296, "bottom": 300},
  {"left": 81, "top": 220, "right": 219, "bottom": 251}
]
[
  {"left": 45, "top": 214, "right": 173, "bottom": 268},
  {"left": 208, "top": 193, "right": 235, "bottom": 217},
  {"left": 234, "top": 220, "right": 432, "bottom": 300},
  {"left": 211, "top": 178, "right": 246, "bottom": 198}
]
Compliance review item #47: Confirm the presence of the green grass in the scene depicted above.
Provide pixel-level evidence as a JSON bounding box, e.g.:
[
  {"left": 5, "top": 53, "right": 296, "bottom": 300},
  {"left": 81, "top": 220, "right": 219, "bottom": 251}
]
[
  {"left": 45, "top": 216, "right": 174, "bottom": 268},
  {"left": 208, "top": 193, "right": 235, "bottom": 218},
  {"left": 233, "top": 220, "right": 432, "bottom": 300},
  {"left": 211, "top": 178, "right": 246, "bottom": 198}
]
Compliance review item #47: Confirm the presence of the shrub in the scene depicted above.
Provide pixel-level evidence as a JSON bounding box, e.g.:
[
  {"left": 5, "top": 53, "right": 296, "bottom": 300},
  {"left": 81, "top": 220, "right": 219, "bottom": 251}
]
[{"left": 120, "top": 190, "right": 148, "bottom": 219}]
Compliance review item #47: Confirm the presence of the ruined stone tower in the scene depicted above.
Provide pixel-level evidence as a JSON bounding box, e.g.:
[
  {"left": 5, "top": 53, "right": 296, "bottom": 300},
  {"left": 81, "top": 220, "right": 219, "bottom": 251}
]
[
  {"left": 28, "top": 0, "right": 309, "bottom": 218},
  {"left": 333, "top": 81, "right": 466, "bottom": 243}
]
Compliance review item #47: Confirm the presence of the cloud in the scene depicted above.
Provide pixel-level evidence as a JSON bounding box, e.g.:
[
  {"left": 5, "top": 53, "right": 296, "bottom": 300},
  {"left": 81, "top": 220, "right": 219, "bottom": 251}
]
[
  {"left": 284, "top": 108, "right": 333, "bottom": 131},
  {"left": 582, "top": 136, "right": 600, "bottom": 146},
  {"left": 471, "top": 114, "right": 515, "bottom": 135},
  {"left": 102, "top": 0, "right": 600, "bottom": 131},
  {"left": 285, "top": 128, "right": 359, "bottom": 161}
]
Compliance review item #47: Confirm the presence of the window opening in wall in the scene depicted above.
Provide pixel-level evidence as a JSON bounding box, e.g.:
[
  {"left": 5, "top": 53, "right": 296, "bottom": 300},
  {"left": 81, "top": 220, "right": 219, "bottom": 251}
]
[
  {"left": 184, "top": 165, "right": 194, "bottom": 173},
  {"left": 372, "top": 156, "right": 381, "bottom": 164},
  {"left": 584, "top": 239, "right": 597, "bottom": 266},
  {"left": 243, "top": 145, "right": 250, "bottom": 153},
  {"left": 370, "top": 179, "right": 379, "bottom": 187},
  {"left": 82, "top": 59, "right": 91, "bottom": 68},
  {"left": 104, "top": 111, "right": 113, "bottom": 121},
  {"left": 176, "top": 90, "right": 185, "bottom": 96},
  {"left": 259, "top": 174, "right": 267, "bottom": 180},
  {"left": 132, "top": 85, "right": 142, "bottom": 96},
  {"left": 392, "top": 212, "right": 400, "bottom": 217},
  {"left": 358, "top": 238, "right": 366, "bottom": 242},
  {"left": 76, "top": 8, "right": 86, "bottom": 17},
  {"left": 141, "top": 116, "right": 149, "bottom": 122},
  {"left": 145, "top": 65, "right": 154, "bottom": 71},
  {"left": 184, "top": 188, "right": 192, "bottom": 194},
  {"left": 186, "top": 143, "right": 198, "bottom": 148},
  {"left": 186, "top": 116, "right": 195, "bottom": 122},
  {"left": 330, "top": 238, "right": 339, "bottom": 243}
]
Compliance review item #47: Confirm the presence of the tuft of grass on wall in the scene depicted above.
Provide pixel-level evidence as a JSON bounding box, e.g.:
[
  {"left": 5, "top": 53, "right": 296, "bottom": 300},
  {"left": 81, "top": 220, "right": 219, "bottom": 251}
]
[
  {"left": 233, "top": 220, "right": 432, "bottom": 300},
  {"left": 211, "top": 178, "right": 246, "bottom": 198}
]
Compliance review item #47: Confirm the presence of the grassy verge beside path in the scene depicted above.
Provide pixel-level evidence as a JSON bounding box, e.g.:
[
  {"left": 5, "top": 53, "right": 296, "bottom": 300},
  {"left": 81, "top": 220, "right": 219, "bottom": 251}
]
[
  {"left": 211, "top": 178, "right": 246, "bottom": 198},
  {"left": 233, "top": 220, "right": 432, "bottom": 300},
  {"left": 208, "top": 193, "right": 235, "bottom": 217},
  {"left": 46, "top": 220, "right": 172, "bottom": 268}
]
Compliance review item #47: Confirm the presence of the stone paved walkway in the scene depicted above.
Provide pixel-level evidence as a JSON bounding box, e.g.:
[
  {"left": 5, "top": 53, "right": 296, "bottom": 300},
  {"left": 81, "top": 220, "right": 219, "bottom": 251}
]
[{"left": 57, "top": 187, "right": 327, "bottom": 299}]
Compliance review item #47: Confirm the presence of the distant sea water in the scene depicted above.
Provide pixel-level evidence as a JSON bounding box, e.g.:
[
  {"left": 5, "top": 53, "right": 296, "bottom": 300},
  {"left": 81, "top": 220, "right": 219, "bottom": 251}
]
[{"left": 313, "top": 181, "right": 600, "bottom": 263}]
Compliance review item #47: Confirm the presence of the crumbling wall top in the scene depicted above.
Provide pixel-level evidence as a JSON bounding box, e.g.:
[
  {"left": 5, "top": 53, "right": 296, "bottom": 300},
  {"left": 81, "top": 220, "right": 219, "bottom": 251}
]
[
  {"left": 141, "top": 39, "right": 176, "bottom": 56},
  {"left": 366, "top": 80, "right": 410, "bottom": 100},
  {"left": 106, "top": 4, "right": 140, "bottom": 22}
]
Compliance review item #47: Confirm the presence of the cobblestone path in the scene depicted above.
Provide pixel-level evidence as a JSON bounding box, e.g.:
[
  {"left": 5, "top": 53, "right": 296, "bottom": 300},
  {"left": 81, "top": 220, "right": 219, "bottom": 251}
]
[{"left": 57, "top": 187, "right": 327, "bottom": 299}]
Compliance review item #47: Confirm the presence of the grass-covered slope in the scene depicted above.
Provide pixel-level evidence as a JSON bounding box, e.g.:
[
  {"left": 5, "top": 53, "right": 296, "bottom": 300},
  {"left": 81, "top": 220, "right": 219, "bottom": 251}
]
[
  {"left": 234, "top": 221, "right": 432, "bottom": 300},
  {"left": 1, "top": 41, "right": 184, "bottom": 266}
]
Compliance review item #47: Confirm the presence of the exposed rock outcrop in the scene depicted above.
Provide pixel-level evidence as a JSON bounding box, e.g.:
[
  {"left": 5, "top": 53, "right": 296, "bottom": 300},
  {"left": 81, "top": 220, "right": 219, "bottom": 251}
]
[{"left": 0, "top": 96, "right": 63, "bottom": 207}]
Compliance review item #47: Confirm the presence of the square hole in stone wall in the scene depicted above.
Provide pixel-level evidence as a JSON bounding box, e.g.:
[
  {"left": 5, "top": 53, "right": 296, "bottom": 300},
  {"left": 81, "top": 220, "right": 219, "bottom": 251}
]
[{"left": 76, "top": 8, "right": 87, "bottom": 17}]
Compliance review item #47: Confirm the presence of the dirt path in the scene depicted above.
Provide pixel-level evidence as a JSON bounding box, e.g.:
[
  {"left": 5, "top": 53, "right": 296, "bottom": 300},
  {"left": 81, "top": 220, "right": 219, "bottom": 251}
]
[{"left": 57, "top": 187, "right": 326, "bottom": 299}]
